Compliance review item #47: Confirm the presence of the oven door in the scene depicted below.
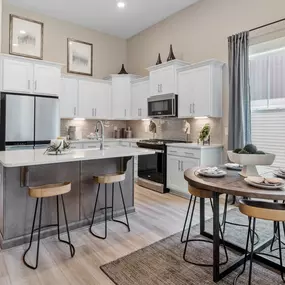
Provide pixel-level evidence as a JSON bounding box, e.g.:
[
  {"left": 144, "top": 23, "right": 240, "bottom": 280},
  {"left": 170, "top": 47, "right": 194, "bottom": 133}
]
[
  {"left": 138, "top": 150, "right": 165, "bottom": 184},
  {"left": 148, "top": 94, "right": 177, "bottom": 117}
]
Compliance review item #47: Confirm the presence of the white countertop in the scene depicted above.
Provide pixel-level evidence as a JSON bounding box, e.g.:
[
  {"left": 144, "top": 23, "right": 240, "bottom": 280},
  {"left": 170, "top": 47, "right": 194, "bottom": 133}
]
[
  {"left": 166, "top": 143, "right": 223, "bottom": 149},
  {"left": 69, "top": 138, "right": 142, "bottom": 143},
  {"left": 0, "top": 147, "right": 155, "bottom": 167}
]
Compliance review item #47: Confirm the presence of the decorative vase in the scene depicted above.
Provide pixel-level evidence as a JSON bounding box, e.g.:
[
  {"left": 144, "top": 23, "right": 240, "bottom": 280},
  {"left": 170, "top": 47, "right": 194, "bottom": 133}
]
[
  {"left": 156, "top": 53, "right": 162, "bottom": 65},
  {"left": 118, "top": 64, "right": 128, "bottom": 74},
  {"left": 167, "top": 44, "right": 176, "bottom": 61}
]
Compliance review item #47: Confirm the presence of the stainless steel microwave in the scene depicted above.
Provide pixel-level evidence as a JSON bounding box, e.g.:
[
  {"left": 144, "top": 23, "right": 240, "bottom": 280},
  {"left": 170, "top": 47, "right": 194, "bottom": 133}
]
[{"left": 147, "top": 94, "right": 178, "bottom": 118}]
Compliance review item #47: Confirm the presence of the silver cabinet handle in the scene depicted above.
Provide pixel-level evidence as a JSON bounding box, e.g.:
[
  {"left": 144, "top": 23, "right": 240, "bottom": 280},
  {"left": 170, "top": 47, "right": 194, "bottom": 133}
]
[
  {"left": 160, "top": 84, "right": 163, "bottom": 93},
  {"left": 185, "top": 152, "right": 194, "bottom": 156},
  {"left": 28, "top": 80, "right": 30, "bottom": 90},
  {"left": 95, "top": 108, "right": 97, "bottom": 117},
  {"left": 139, "top": 108, "right": 142, "bottom": 116},
  {"left": 158, "top": 84, "right": 160, "bottom": 93},
  {"left": 190, "top": 104, "right": 192, "bottom": 114},
  {"left": 74, "top": 107, "right": 76, "bottom": 116},
  {"left": 124, "top": 109, "right": 127, "bottom": 117},
  {"left": 169, "top": 150, "right": 177, "bottom": 154},
  {"left": 181, "top": 161, "right": 184, "bottom": 171},
  {"left": 193, "top": 103, "right": 195, "bottom": 113},
  {"left": 34, "top": 80, "right": 37, "bottom": 91},
  {"left": 138, "top": 109, "right": 140, "bottom": 116},
  {"left": 178, "top": 160, "right": 181, "bottom": 171},
  {"left": 92, "top": 108, "right": 94, "bottom": 117}
]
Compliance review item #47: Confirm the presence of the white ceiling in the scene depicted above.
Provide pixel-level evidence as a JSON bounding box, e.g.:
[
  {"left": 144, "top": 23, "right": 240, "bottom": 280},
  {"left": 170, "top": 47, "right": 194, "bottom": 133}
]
[{"left": 6, "top": 0, "right": 200, "bottom": 39}]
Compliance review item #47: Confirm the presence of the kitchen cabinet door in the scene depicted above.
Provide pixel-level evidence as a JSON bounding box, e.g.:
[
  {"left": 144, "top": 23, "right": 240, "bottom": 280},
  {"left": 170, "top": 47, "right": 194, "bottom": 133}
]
[
  {"left": 150, "top": 66, "right": 175, "bottom": 96},
  {"left": 78, "top": 80, "right": 97, "bottom": 119},
  {"left": 112, "top": 77, "right": 131, "bottom": 119},
  {"left": 2, "top": 58, "right": 33, "bottom": 93},
  {"left": 179, "top": 157, "right": 200, "bottom": 191},
  {"left": 191, "top": 65, "right": 211, "bottom": 117},
  {"left": 94, "top": 82, "right": 111, "bottom": 119},
  {"left": 167, "top": 156, "right": 181, "bottom": 191},
  {"left": 131, "top": 80, "right": 149, "bottom": 119},
  {"left": 34, "top": 64, "right": 61, "bottom": 96},
  {"left": 60, "top": 78, "right": 78, "bottom": 118}
]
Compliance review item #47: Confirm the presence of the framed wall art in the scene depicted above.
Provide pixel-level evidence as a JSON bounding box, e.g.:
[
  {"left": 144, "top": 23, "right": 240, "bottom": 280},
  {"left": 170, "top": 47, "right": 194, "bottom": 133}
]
[
  {"left": 67, "top": 38, "right": 93, "bottom": 76},
  {"left": 9, "top": 14, "right": 44, "bottom": 59}
]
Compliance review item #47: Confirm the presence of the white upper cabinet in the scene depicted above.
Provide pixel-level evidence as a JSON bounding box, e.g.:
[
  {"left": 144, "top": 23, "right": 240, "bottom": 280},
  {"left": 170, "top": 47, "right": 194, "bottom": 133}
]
[
  {"left": 78, "top": 79, "right": 111, "bottom": 119},
  {"left": 60, "top": 77, "right": 78, "bottom": 118},
  {"left": 1, "top": 56, "right": 62, "bottom": 96},
  {"left": 147, "top": 60, "right": 190, "bottom": 97},
  {"left": 34, "top": 64, "right": 61, "bottom": 95},
  {"left": 2, "top": 58, "right": 33, "bottom": 93},
  {"left": 111, "top": 75, "right": 138, "bottom": 120},
  {"left": 178, "top": 60, "right": 224, "bottom": 118},
  {"left": 131, "top": 77, "right": 149, "bottom": 119}
]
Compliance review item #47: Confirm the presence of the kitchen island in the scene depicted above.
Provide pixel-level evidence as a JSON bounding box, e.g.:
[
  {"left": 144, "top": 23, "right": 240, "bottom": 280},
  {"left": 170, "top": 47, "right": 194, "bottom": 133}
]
[{"left": 0, "top": 147, "right": 154, "bottom": 249}]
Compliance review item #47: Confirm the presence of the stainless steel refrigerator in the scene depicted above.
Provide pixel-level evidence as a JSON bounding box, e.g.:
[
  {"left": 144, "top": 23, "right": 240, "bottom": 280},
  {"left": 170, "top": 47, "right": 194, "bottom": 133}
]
[{"left": 0, "top": 93, "right": 60, "bottom": 151}]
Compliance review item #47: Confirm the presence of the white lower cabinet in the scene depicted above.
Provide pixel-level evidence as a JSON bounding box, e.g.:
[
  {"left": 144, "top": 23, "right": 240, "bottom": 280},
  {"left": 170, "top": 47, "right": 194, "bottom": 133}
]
[{"left": 167, "top": 146, "right": 222, "bottom": 196}]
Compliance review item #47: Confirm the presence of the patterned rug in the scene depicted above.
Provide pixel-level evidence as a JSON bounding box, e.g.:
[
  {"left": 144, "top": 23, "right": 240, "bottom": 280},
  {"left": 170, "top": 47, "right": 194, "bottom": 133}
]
[{"left": 101, "top": 209, "right": 285, "bottom": 285}]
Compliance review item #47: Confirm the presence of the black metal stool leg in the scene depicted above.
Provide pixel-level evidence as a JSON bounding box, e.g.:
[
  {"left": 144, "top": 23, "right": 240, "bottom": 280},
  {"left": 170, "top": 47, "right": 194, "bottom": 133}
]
[
  {"left": 183, "top": 196, "right": 197, "bottom": 262},
  {"left": 277, "top": 222, "right": 285, "bottom": 282},
  {"left": 89, "top": 183, "right": 108, "bottom": 239},
  {"left": 248, "top": 218, "right": 256, "bottom": 285},
  {"left": 234, "top": 217, "right": 252, "bottom": 285},
  {"left": 111, "top": 182, "right": 130, "bottom": 231},
  {"left": 61, "top": 195, "right": 75, "bottom": 257},
  {"left": 222, "top": 194, "right": 228, "bottom": 234},
  {"left": 23, "top": 198, "right": 43, "bottom": 270},
  {"left": 181, "top": 195, "right": 193, "bottom": 243}
]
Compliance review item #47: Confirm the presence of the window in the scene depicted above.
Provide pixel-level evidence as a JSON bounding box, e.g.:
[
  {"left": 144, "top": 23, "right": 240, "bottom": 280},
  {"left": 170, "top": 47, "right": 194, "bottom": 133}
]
[{"left": 250, "top": 45, "right": 285, "bottom": 167}]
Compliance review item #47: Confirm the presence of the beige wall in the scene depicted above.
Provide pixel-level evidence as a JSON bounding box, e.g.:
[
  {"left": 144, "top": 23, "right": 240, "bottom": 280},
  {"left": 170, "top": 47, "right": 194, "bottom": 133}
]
[
  {"left": 127, "top": 0, "right": 285, "bottom": 149},
  {"left": 2, "top": 3, "right": 127, "bottom": 79}
]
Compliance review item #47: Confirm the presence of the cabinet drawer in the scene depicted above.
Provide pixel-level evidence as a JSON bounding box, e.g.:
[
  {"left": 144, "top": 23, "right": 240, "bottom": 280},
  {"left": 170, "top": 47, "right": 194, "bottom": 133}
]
[
  {"left": 70, "top": 143, "right": 83, "bottom": 149},
  {"left": 83, "top": 142, "right": 100, "bottom": 149},
  {"left": 167, "top": 147, "right": 201, "bottom": 159}
]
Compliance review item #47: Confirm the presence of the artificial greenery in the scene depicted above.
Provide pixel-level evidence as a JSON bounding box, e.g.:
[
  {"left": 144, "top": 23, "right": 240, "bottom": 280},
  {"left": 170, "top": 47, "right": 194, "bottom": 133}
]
[
  {"left": 233, "top": 144, "right": 265, "bottom": 155},
  {"left": 199, "top": 123, "right": 211, "bottom": 142}
]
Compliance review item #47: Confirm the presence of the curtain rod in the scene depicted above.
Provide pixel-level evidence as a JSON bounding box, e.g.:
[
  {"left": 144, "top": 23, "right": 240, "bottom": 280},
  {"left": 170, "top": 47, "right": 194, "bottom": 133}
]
[{"left": 250, "top": 17, "right": 285, "bottom": 32}]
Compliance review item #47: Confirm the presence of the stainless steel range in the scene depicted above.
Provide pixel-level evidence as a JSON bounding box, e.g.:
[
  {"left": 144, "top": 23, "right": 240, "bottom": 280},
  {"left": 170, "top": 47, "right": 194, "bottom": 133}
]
[{"left": 136, "top": 139, "right": 191, "bottom": 193}]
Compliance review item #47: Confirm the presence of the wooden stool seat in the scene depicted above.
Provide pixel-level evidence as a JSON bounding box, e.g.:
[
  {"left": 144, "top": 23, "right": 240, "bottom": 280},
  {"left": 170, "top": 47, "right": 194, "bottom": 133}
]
[
  {"left": 29, "top": 182, "right": 71, "bottom": 198},
  {"left": 94, "top": 173, "right": 125, "bottom": 184},
  {"left": 188, "top": 186, "right": 212, "bottom": 199},
  {"left": 239, "top": 199, "right": 285, "bottom": 222}
]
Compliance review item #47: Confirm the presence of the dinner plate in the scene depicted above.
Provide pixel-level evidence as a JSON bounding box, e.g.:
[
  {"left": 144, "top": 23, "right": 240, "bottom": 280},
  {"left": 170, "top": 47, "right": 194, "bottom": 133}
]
[
  {"left": 224, "top": 163, "right": 243, "bottom": 171},
  {"left": 244, "top": 178, "right": 284, "bottom": 190},
  {"left": 198, "top": 169, "right": 227, "bottom": 178},
  {"left": 274, "top": 172, "right": 285, "bottom": 179}
]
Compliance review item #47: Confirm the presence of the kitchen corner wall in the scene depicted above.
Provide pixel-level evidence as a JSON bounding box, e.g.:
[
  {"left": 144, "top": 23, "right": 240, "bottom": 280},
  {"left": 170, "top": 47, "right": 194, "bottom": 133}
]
[{"left": 61, "top": 118, "right": 222, "bottom": 143}]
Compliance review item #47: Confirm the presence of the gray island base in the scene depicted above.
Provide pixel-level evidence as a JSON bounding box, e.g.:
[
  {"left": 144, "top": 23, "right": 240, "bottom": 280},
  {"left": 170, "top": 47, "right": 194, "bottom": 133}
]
[{"left": 0, "top": 147, "right": 154, "bottom": 249}]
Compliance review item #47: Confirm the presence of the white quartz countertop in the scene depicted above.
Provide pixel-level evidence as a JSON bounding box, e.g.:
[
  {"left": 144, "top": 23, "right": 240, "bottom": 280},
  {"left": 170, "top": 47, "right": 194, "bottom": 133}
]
[
  {"left": 166, "top": 143, "right": 224, "bottom": 149},
  {"left": 0, "top": 147, "right": 155, "bottom": 167},
  {"left": 69, "top": 138, "right": 142, "bottom": 143}
]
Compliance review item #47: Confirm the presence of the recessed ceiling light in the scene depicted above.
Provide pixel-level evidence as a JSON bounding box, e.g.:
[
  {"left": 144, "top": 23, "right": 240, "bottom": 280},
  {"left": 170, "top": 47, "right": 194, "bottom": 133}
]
[
  {"left": 20, "top": 30, "right": 26, "bottom": 34},
  {"left": 13, "top": 43, "right": 18, "bottom": 46},
  {"left": 117, "top": 1, "right": 126, "bottom": 8}
]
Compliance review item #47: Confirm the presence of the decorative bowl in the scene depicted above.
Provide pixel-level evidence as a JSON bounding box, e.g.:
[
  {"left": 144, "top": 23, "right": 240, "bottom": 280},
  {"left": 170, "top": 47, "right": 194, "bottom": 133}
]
[{"left": 227, "top": 151, "right": 275, "bottom": 177}]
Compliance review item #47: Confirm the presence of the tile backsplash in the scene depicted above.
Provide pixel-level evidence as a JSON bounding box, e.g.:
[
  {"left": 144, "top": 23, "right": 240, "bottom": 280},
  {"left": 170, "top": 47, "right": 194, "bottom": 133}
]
[{"left": 61, "top": 118, "right": 222, "bottom": 144}]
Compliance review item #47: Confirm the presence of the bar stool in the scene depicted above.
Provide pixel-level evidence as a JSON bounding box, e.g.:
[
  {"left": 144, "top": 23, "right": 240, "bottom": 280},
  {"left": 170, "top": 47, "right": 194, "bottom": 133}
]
[
  {"left": 181, "top": 186, "right": 228, "bottom": 266},
  {"left": 23, "top": 182, "right": 75, "bottom": 270},
  {"left": 89, "top": 172, "right": 130, "bottom": 239},
  {"left": 235, "top": 199, "right": 285, "bottom": 284}
]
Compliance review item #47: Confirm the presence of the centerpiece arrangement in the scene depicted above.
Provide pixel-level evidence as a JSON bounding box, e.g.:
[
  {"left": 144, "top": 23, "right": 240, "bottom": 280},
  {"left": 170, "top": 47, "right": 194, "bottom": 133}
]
[
  {"left": 44, "top": 138, "right": 71, "bottom": 155},
  {"left": 227, "top": 144, "right": 275, "bottom": 177}
]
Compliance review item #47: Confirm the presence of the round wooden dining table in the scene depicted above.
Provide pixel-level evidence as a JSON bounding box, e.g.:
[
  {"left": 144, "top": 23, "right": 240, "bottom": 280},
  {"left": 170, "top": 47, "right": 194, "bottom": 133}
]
[{"left": 184, "top": 166, "right": 285, "bottom": 283}]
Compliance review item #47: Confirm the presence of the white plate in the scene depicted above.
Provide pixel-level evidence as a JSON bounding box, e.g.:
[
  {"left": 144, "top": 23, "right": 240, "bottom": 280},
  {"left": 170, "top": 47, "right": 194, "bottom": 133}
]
[
  {"left": 244, "top": 178, "right": 284, "bottom": 190},
  {"left": 198, "top": 169, "right": 227, "bottom": 178},
  {"left": 224, "top": 163, "right": 243, "bottom": 171},
  {"left": 46, "top": 150, "right": 71, "bottom": 155},
  {"left": 274, "top": 172, "right": 285, "bottom": 179}
]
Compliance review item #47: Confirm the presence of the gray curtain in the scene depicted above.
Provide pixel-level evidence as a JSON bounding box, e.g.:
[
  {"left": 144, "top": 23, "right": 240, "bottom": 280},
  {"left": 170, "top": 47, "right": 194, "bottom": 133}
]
[{"left": 228, "top": 31, "right": 251, "bottom": 150}]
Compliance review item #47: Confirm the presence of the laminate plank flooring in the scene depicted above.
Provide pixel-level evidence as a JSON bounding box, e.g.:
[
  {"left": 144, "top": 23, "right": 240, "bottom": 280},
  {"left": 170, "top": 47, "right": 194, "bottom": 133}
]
[{"left": 0, "top": 185, "right": 228, "bottom": 285}]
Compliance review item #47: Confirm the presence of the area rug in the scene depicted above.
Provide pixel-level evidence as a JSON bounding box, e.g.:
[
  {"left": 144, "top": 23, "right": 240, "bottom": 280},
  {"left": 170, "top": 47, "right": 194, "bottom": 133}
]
[{"left": 101, "top": 209, "right": 285, "bottom": 285}]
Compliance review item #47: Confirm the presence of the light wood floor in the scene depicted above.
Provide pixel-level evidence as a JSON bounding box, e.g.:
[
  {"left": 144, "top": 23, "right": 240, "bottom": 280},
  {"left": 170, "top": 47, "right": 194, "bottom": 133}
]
[{"left": 0, "top": 185, "right": 225, "bottom": 285}]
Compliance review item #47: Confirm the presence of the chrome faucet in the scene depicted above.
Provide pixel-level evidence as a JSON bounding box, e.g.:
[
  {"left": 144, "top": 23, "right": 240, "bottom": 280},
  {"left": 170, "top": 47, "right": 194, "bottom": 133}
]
[{"left": 95, "top": 120, "right": 104, "bottom": 150}]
